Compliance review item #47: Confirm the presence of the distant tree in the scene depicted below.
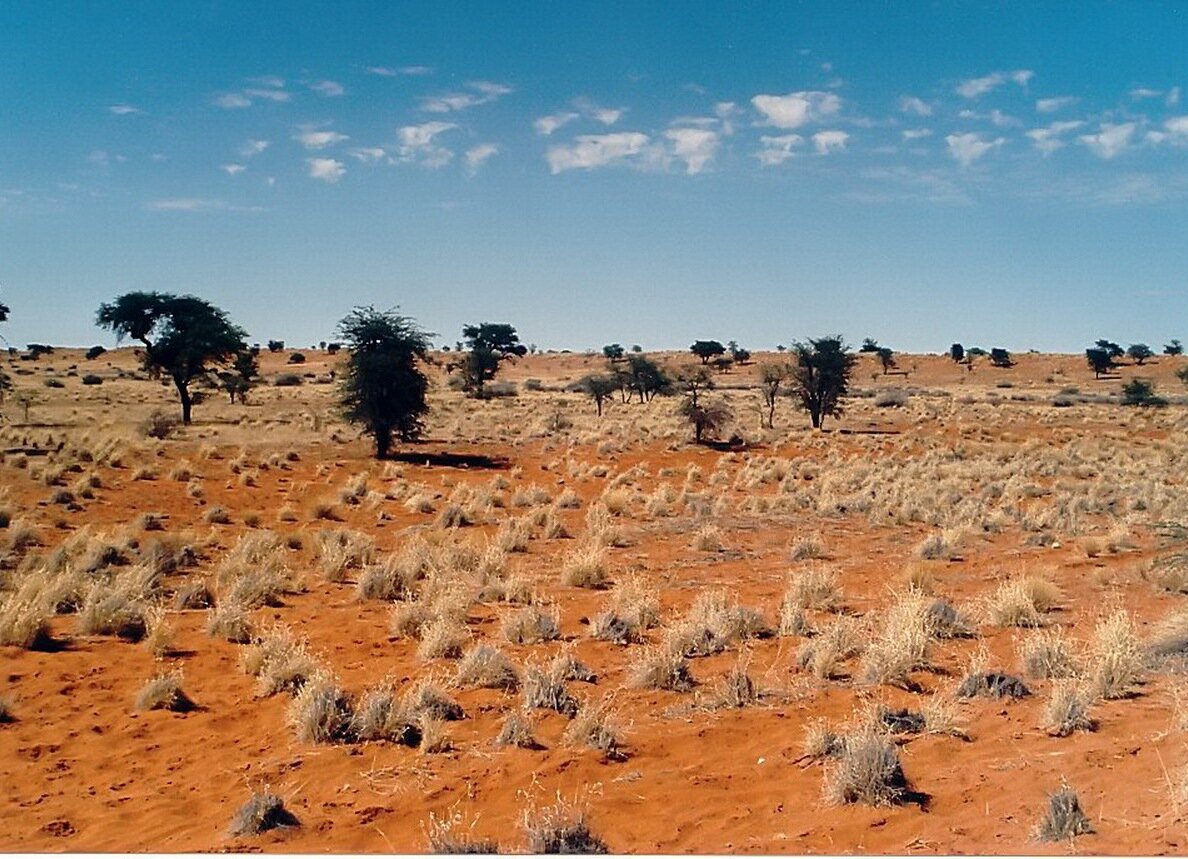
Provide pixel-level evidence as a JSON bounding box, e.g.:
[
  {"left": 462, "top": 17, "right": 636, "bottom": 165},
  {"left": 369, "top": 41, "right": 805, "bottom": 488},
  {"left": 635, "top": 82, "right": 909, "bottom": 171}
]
[
  {"left": 267, "top": 339, "right": 285, "bottom": 353},
  {"left": 460, "top": 322, "right": 526, "bottom": 396},
  {"left": 967, "top": 346, "right": 987, "bottom": 357},
  {"left": 1126, "top": 343, "right": 1154, "bottom": 365},
  {"left": 602, "top": 343, "right": 625, "bottom": 362},
  {"left": 327, "top": 342, "right": 341, "bottom": 355},
  {"left": 618, "top": 354, "right": 672, "bottom": 403},
  {"left": 318, "top": 341, "right": 327, "bottom": 351},
  {"left": 1164, "top": 339, "right": 1183, "bottom": 356},
  {"left": 219, "top": 349, "right": 259, "bottom": 404},
  {"left": 876, "top": 347, "right": 896, "bottom": 374},
  {"left": 790, "top": 336, "right": 857, "bottom": 429},
  {"left": 0, "top": 296, "right": 8, "bottom": 324},
  {"left": 95, "top": 291, "right": 247, "bottom": 424},
  {"left": 578, "top": 373, "right": 617, "bottom": 416},
  {"left": 727, "top": 341, "right": 751, "bottom": 365},
  {"left": 1121, "top": 379, "right": 1167, "bottom": 407},
  {"left": 758, "top": 363, "right": 786, "bottom": 428},
  {"left": 674, "top": 364, "right": 714, "bottom": 407},
  {"left": 0, "top": 296, "right": 10, "bottom": 401},
  {"left": 690, "top": 340, "right": 726, "bottom": 365},
  {"left": 1095, "top": 339, "right": 1124, "bottom": 359},
  {"left": 1085, "top": 348, "right": 1114, "bottom": 379},
  {"left": 337, "top": 306, "right": 432, "bottom": 458},
  {"left": 949, "top": 343, "right": 964, "bottom": 363},
  {"left": 630, "top": 344, "right": 643, "bottom": 353},
  {"left": 679, "top": 397, "right": 732, "bottom": 444},
  {"left": 859, "top": 338, "right": 880, "bottom": 353},
  {"left": 990, "top": 348, "right": 1013, "bottom": 368},
  {"left": 288, "top": 352, "right": 306, "bottom": 364}
]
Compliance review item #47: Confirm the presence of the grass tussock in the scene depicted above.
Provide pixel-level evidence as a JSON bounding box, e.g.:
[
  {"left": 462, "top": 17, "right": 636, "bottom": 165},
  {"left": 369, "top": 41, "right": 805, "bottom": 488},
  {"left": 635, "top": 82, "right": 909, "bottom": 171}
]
[
  {"left": 560, "top": 542, "right": 610, "bottom": 589},
  {"left": 1087, "top": 609, "right": 1144, "bottom": 700},
  {"left": 822, "top": 724, "right": 911, "bottom": 806},
  {"left": 591, "top": 576, "right": 660, "bottom": 645},
  {"left": 287, "top": 670, "right": 355, "bottom": 744},
  {"left": 984, "top": 576, "right": 1060, "bottom": 628},
  {"left": 423, "top": 806, "right": 498, "bottom": 854},
  {"left": 242, "top": 625, "right": 320, "bottom": 697},
  {"left": 455, "top": 644, "right": 519, "bottom": 690},
  {"left": 1035, "top": 784, "right": 1093, "bottom": 841},
  {"left": 628, "top": 643, "right": 695, "bottom": 692},
  {"left": 495, "top": 708, "right": 541, "bottom": 749},
  {"left": 523, "top": 662, "right": 579, "bottom": 717},
  {"left": 1042, "top": 681, "right": 1097, "bottom": 737},
  {"left": 135, "top": 669, "right": 196, "bottom": 712},
  {"left": 562, "top": 696, "right": 627, "bottom": 760},
  {"left": 503, "top": 606, "right": 561, "bottom": 645},
  {"left": 230, "top": 791, "right": 300, "bottom": 836},
  {"left": 1020, "top": 628, "right": 1079, "bottom": 680},
  {"left": 796, "top": 616, "right": 864, "bottom": 680},
  {"left": 521, "top": 795, "right": 608, "bottom": 855}
]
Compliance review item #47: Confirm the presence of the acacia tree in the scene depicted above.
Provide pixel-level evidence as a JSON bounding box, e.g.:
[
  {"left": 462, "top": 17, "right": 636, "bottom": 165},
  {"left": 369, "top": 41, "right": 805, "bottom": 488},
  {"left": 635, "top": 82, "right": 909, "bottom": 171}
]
[
  {"left": 219, "top": 349, "right": 259, "bottom": 403},
  {"left": 690, "top": 340, "right": 726, "bottom": 364},
  {"left": 460, "top": 322, "right": 526, "bottom": 396},
  {"left": 578, "top": 373, "right": 617, "bottom": 416},
  {"left": 680, "top": 397, "right": 732, "bottom": 444},
  {"left": 876, "top": 347, "right": 896, "bottom": 374},
  {"left": 791, "top": 336, "right": 856, "bottom": 429},
  {"left": 96, "top": 291, "right": 246, "bottom": 424},
  {"left": 1165, "top": 339, "right": 1184, "bottom": 356},
  {"left": 1086, "top": 347, "right": 1114, "bottom": 379},
  {"left": 759, "top": 363, "right": 786, "bottom": 428},
  {"left": 615, "top": 354, "right": 671, "bottom": 403},
  {"left": 1127, "top": 343, "right": 1154, "bottom": 365},
  {"left": 338, "top": 306, "right": 432, "bottom": 459}
]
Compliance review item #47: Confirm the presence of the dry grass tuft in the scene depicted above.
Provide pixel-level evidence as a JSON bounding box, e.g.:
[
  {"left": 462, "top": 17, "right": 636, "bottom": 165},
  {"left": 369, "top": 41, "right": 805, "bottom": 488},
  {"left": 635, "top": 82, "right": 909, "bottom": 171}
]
[
  {"left": 1087, "top": 609, "right": 1144, "bottom": 700},
  {"left": 523, "top": 663, "right": 579, "bottom": 717},
  {"left": 1041, "top": 681, "right": 1096, "bottom": 737},
  {"left": 1020, "top": 628, "right": 1079, "bottom": 679},
  {"left": 135, "top": 669, "right": 196, "bottom": 712},
  {"left": 503, "top": 606, "right": 561, "bottom": 645},
  {"left": 823, "top": 724, "right": 910, "bottom": 806},
  {"left": 796, "top": 616, "right": 864, "bottom": 680},
  {"left": 230, "top": 790, "right": 300, "bottom": 836},
  {"left": 591, "top": 576, "right": 660, "bottom": 645},
  {"left": 455, "top": 644, "right": 519, "bottom": 690},
  {"left": 287, "top": 670, "right": 355, "bottom": 744},
  {"left": 521, "top": 794, "right": 608, "bottom": 855},
  {"left": 423, "top": 806, "right": 498, "bottom": 854},
  {"left": 984, "top": 576, "right": 1059, "bottom": 628},
  {"left": 1035, "top": 784, "right": 1093, "bottom": 841},
  {"left": 495, "top": 708, "right": 541, "bottom": 749},
  {"left": 562, "top": 696, "right": 627, "bottom": 759},
  {"left": 560, "top": 542, "right": 610, "bottom": 589},
  {"left": 206, "top": 601, "right": 253, "bottom": 643},
  {"left": 628, "top": 644, "right": 695, "bottom": 692}
]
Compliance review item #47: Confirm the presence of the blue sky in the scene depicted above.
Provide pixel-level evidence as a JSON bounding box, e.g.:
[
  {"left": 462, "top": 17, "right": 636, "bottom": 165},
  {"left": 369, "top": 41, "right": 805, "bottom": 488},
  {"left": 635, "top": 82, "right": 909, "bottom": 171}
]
[{"left": 1, "top": 1, "right": 1186, "bottom": 352}]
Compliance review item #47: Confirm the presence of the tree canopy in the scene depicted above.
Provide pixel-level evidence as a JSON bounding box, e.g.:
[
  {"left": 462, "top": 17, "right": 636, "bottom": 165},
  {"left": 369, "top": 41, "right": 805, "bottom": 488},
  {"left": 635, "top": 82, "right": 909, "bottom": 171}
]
[
  {"left": 790, "top": 336, "right": 856, "bottom": 429},
  {"left": 460, "top": 322, "right": 526, "bottom": 396},
  {"left": 689, "top": 340, "right": 726, "bottom": 364},
  {"left": 338, "top": 306, "right": 432, "bottom": 458},
  {"left": 95, "top": 291, "right": 246, "bottom": 423}
]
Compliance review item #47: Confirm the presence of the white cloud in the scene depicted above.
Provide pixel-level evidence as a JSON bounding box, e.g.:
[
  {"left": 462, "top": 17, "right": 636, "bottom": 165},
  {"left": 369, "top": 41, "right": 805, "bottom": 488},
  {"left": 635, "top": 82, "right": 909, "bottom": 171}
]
[
  {"left": 755, "top": 134, "right": 803, "bottom": 167},
  {"left": 221, "top": 164, "right": 246, "bottom": 175},
  {"left": 307, "top": 157, "right": 346, "bottom": 182},
  {"left": 1025, "top": 120, "right": 1085, "bottom": 154},
  {"left": 1168, "top": 86, "right": 1182, "bottom": 107},
  {"left": 751, "top": 90, "right": 841, "bottom": 128},
  {"left": 422, "top": 80, "right": 512, "bottom": 113},
  {"left": 714, "top": 101, "right": 740, "bottom": 135},
  {"left": 108, "top": 103, "right": 141, "bottom": 115},
  {"left": 367, "top": 65, "right": 432, "bottom": 77},
  {"left": 956, "top": 69, "right": 1033, "bottom": 98},
  {"left": 1130, "top": 87, "right": 1163, "bottom": 100},
  {"left": 294, "top": 129, "right": 349, "bottom": 149},
  {"left": 592, "top": 107, "right": 622, "bottom": 125},
  {"left": 214, "top": 92, "right": 252, "bottom": 109},
  {"left": 902, "top": 128, "right": 932, "bottom": 140},
  {"left": 465, "top": 143, "right": 499, "bottom": 172},
  {"left": 665, "top": 127, "right": 719, "bottom": 174},
  {"left": 244, "top": 87, "right": 291, "bottom": 103},
  {"left": 241, "top": 139, "right": 270, "bottom": 157},
  {"left": 1036, "top": 96, "right": 1077, "bottom": 113},
  {"left": 1079, "top": 122, "right": 1137, "bottom": 159},
  {"left": 899, "top": 96, "right": 932, "bottom": 116},
  {"left": 349, "top": 147, "right": 387, "bottom": 162},
  {"left": 534, "top": 112, "right": 578, "bottom": 135},
  {"left": 396, "top": 121, "right": 457, "bottom": 167},
  {"left": 1164, "top": 116, "right": 1188, "bottom": 140},
  {"left": 546, "top": 132, "right": 653, "bottom": 174},
  {"left": 309, "top": 80, "right": 345, "bottom": 97},
  {"left": 145, "top": 198, "right": 257, "bottom": 212},
  {"left": 811, "top": 130, "right": 849, "bottom": 154},
  {"left": 945, "top": 132, "right": 1004, "bottom": 166}
]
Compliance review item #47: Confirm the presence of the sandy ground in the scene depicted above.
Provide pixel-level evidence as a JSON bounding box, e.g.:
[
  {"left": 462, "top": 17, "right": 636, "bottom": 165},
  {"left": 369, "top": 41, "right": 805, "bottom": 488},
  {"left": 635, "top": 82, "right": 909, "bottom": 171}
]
[{"left": 2, "top": 345, "right": 1188, "bottom": 853}]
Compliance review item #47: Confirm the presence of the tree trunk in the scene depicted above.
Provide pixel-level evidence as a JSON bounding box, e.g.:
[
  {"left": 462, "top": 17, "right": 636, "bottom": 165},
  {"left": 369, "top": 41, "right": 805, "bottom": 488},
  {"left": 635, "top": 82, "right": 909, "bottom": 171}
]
[
  {"left": 596, "top": 398, "right": 603, "bottom": 417},
  {"left": 175, "top": 377, "right": 193, "bottom": 424},
  {"left": 375, "top": 427, "right": 392, "bottom": 459}
]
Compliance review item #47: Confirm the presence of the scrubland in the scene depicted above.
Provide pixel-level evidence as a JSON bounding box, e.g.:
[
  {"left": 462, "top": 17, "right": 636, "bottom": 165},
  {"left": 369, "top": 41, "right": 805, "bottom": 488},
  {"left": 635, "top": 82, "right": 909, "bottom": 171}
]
[{"left": 2, "top": 346, "right": 1188, "bottom": 853}]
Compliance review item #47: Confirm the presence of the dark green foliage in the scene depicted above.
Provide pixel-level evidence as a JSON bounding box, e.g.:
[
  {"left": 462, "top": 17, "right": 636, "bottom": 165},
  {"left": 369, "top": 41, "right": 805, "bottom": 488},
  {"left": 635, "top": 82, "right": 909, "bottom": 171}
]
[
  {"left": 949, "top": 343, "right": 964, "bottom": 362},
  {"left": 679, "top": 398, "right": 733, "bottom": 444},
  {"left": 579, "top": 374, "right": 617, "bottom": 416},
  {"left": 219, "top": 349, "right": 259, "bottom": 404},
  {"left": 615, "top": 354, "right": 672, "bottom": 403},
  {"left": 95, "top": 292, "right": 247, "bottom": 423},
  {"left": 338, "top": 306, "right": 432, "bottom": 459},
  {"left": 1085, "top": 348, "right": 1114, "bottom": 378},
  {"left": 1126, "top": 343, "right": 1153, "bottom": 365},
  {"left": 689, "top": 339, "right": 726, "bottom": 364},
  {"left": 85, "top": 345, "right": 107, "bottom": 360},
  {"left": 1095, "top": 339, "right": 1124, "bottom": 359},
  {"left": 1165, "top": 339, "right": 1183, "bottom": 356},
  {"left": 727, "top": 340, "right": 751, "bottom": 364},
  {"left": 287, "top": 352, "right": 305, "bottom": 364},
  {"left": 876, "top": 347, "right": 896, "bottom": 374},
  {"left": 1121, "top": 378, "right": 1167, "bottom": 407},
  {"left": 790, "top": 336, "right": 857, "bottom": 429},
  {"left": 859, "top": 337, "right": 880, "bottom": 353},
  {"left": 601, "top": 343, "right": 624, "bottom": 361},
  {"left": 459, "top": 322, "right": 526, "bottom": 396},
  {"left": 267, "top": 339, "right": 284, "bottom": 352}
]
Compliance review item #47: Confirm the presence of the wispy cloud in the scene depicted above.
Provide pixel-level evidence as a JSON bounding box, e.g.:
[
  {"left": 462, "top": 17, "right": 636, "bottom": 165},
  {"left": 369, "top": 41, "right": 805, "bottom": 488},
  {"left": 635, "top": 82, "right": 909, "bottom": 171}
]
[
  {"left": 755, "top": 134, "right": 804, "bottom": 166},
  {"left": 396, "top": 121, "right": 457, "bottom": 167},
  {"left": 307, "top": 157, "right": 346, "bottom": 182},
  {"left": 240, "top": 139, "right": 270, "bottom": 157},
  {"left": 294, "top": 128, "right": 350, "bottom": 149},
  {"left": 107, "top": 103, "right": 142, "bottom": 116},
  {"left": 465, "top": 143, "right": 499, "bottom": 173},
  {"left": 1025, "top": 120, "right": 1085, "bottom": 154},
  {"left": 367, "top": 65, "right": 432, "bottom": 77},
  {"left": 1079, "top": 122, "right": 1137, "bottom": 159},
  {"left": 534, "top": 112, "right": 578, "bottom": 136},
  {"left": 221, "top": 164, "right": 246, "bottom": 176},
  {"left": 899, "top": 96, "right": 932, "bottom": 117},
  {"left": 145, "top": 197, "right": 262, "bottom": 212},
  {"left": 956, "top": 69, "right": 1033, "bottom": 98},
  {"left": 349, "top": 147, "right": 387, "bottom": 163},
  {"left": 308, "top": 80, "right": 345, "bottom": 97},
  {"left": 945, "top": 132, "right": 1004, "bottom": 166},
  {"left": 1036, "top": 96, "right": 1077, "bottom": 113},
  {"left": 214, "top": 77, "right": 291, "bottom": 109},
  {"left": 546, "top": 132, "right": 658, "bottom": 174},
  {"left": 422, "top": 80, "right": 513, "bottom": 113},
  {"left": 751, "top": 91, "right": 841, "bottom": 128},
  {"left": 812, "top": 130, "right": 849, "bottom": 154},
  {"left": 665, "top": 126, "right": 719, "bottom": 174}
]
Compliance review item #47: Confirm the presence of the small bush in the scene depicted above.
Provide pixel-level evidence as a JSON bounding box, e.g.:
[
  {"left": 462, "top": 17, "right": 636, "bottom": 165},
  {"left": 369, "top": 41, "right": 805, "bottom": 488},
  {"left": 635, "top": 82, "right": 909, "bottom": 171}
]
[
  {"left": 521, "top": 796, "right": 608, "bottom": 855},
  {"left": 1035, "top": 784, "right": 1093, "bottom": 841},
  {"left": 287, "top": 671, "right": 355, "bottom": 744},
  {"left": 135, "top": 670, "right": 196, "bottom": 712},
  {"left": 523, "top": 664, "right": 579, "bottom": 717},
  {"left": 456, "top": 644, "right": 519, "bottom": 690},
  {"left": 274, "top": 373, "right": 303, "bottom": 387},
  {"left": 495, "top": 708, "right": 540, "bottom": 749},
  {"left": 503, "top": 606, "right": 560, "bottom": 644},
  {"left": 81, "top": 374, "right": 102, "bottom": 386},
  {"left": 957, "top": 671, "right": 1031, "bottom": 699},
  {"left": 823, "top": 725, "right": 910, "bottom": 806},
  {"left": 230, "top": 791, "right": 300, "bottom": 836},
  {"left": 142, "top": 411, "right": 179, "bottom": 440},
  {"left": 628, "top": 644, "right": 695, "bottom": 692},
  {"left": 1042, "top": 682, "right": 1096, "bottom": 737}
]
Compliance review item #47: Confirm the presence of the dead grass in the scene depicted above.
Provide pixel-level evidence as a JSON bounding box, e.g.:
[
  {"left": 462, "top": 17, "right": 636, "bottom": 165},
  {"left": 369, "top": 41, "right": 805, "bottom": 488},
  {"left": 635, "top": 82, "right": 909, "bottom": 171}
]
[
  {"left": 562, "top": 696, "right": 626, "bottom": 759},
  {"left": 503, "top": 606, "right": 561, "bottom": 645},
  {"left": 230, "top": 791, "right": 300, "bottom": 836},
  {"left": 287, "top": 670, "right": 355, "bottom": 744},
  {"left": 1041, "top": 681, "right": 1096, "bottom": 736},
  {"left": 1035, "top": 784, "right": 1093, "bottom": 841},
  {"left": 1087, "top": 609, "right": 1144, "bottom": 700},
  {"left": 560, "top": 542, "right": 610, "bottom": 589},
  {"left": 521, "top": 794, "right": 608, "bottom": 855},
  {"left": 822, "top": 724, "right": 909, "bottom": 806},
  {"left": 495, "top": 708, "right": 540, "bottom": 749},
  {"left": 135, "top": 669, "right": 196, "bottom": 712},
  {"left": 455, "top": 644, "right": 519, "bottom": 689},
  {"left": 1020, "top": 628, "right": 1079, "bottom": 679},
  {"left": 523, "top": 663, "right": 579, "bottom": 717}
]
